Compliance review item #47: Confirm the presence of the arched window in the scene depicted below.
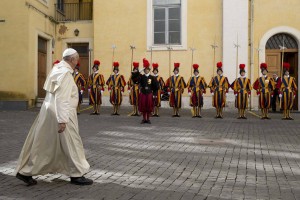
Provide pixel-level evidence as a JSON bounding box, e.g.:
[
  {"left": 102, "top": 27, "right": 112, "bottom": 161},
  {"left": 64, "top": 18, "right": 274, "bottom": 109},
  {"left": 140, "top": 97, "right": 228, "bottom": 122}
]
[{"left": 266, "top": 33, "right": 298, "bottom": 50}]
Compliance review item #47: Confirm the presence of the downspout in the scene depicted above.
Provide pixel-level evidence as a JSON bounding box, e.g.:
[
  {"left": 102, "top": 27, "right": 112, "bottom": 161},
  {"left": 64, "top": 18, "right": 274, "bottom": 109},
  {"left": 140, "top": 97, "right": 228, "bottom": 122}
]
[{"left": 249, "top": 0, "right": 254, "bottom": 110}]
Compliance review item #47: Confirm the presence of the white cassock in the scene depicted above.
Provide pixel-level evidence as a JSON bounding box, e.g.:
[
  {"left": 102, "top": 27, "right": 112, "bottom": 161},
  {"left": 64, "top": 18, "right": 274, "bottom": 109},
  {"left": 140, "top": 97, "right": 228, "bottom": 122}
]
[{"left": 14, "top": 61, "right": 90, "bottom": 177}]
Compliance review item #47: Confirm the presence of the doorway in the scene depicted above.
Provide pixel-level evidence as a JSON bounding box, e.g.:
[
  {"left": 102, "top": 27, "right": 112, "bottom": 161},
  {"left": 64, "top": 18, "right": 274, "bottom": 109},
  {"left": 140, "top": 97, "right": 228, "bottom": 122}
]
[
  {"left": 67, "top": 43, "right": 90, "bottom": 98},
  {"left": 38, "top": 37, "right": 47, "bottom": 98},
  {"left": 265, "top": 33, "right": 298, "bottom": 109}
]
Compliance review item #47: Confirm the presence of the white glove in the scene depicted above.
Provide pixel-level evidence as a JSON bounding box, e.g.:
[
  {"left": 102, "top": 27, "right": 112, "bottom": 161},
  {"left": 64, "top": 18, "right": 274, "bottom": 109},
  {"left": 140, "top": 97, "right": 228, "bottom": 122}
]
[
  {"left": 211, "top": 93, "right": 214, "bottom": 96},
  {"left": 279, "top": 94, "right": 282, "bottom": 98},
  {"left": 168, "top": 92, "right": 170, "bottom": 95},
  {"left": 128, "top": 90, "right": 131, "bottom": 94},
  {"left": 88, "top": 89, "right": 91, "bottom": 93},
  {"left": 188, "top": 92, "right": 191, "bottom": 96},
  {"left": 80, "top": 90, "right": 84, "bottom": 95},
  {"left": 258, "top": 93, "right": 260, "bottom": 96},
  {"left": 225, "top": 93, "right": 228, "bottom": 97},
  {"left": 234, "top": 93, "right": 237, "bottom": 97},
  {"left": 101, "top": 90, "right": 103, "bottom": 95}
]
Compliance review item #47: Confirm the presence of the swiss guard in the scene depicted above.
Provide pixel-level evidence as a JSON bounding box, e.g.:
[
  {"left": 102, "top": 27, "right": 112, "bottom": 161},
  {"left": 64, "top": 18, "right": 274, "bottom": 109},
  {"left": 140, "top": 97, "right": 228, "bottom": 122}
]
[
  {"left": 279, "top": 62, "right": 298, "bottom": 120},
  {"left": 87, "top": 60, "right": 105, "bottom": 115},
  {"left": 253, "top": 63, "right": 275, "bottom": 119},
  {"left": 128, "top": 62, "right": 140, "bottom": 116},
  {"left": 138, "top": 58, "right": 159, "bottom": 124},
  {"left": 208, "top": 62, "right": 230, "bottom": 118},
  {"left": 231, "top": 64, "right": 252, "bottom": 119},
  {"left": 187, "top": 64, "right": 207, "bottom": 118},
  {"left": 166, "top": 63, "right": 187, "bottom": 117},
  {"left": 152, "top": 63, "right": 165, "bottom": 117},
  {"left": 74, "top": 62, "right": 87, "bottom": 115},
  {"left": 106, "top": 62, "right": 126, "bottom": 115}
]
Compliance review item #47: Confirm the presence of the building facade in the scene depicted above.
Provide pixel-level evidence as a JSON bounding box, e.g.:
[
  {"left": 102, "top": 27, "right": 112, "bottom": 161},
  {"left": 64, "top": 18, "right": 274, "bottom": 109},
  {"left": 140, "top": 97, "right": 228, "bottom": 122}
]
[{"left": 0, "top": 0, "right": 299, "bottom": 110}]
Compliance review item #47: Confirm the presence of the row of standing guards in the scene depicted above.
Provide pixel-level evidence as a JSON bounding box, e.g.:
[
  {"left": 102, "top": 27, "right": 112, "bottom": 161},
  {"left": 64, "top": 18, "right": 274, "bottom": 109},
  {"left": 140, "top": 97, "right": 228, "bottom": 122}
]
[{"left": 72, "top": 60, "right": 297, "bottom": 120}]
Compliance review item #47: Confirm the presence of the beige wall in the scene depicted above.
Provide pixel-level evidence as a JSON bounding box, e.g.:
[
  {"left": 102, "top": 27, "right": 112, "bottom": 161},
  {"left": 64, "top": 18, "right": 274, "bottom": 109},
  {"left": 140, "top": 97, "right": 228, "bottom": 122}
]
[
  {"left": 0, "top": 0, "right": 30, "bottom": 102},
  {"left": 0, "top": 0, "right": 94, "bottom": 106},
  {"left": 253, "top": 0, "right": 300, "bottom": 79},
  {"left": 93, "top": 0, "right": 223, "bottom": 92},
  {"left": 1, "top": 0, "right": 300, "bottom": 107},
  {"left": 54, "top": 21, "right": 93, "bottom": 60},
  {"left": 0, "top": 0, "right": 57, "bottom": 107}
]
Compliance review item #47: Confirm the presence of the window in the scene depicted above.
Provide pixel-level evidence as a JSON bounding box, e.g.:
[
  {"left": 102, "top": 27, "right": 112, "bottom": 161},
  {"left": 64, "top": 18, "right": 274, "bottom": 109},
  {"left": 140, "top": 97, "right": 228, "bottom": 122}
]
[
  {"left": 153, "top": 0, "right": 181, "bottom": 45},
  {"left": 147, "top": 0, "right": 186, "bottom": 50},
  {"left": 57, "top": 0, "right": 64, "bottom": 12}
]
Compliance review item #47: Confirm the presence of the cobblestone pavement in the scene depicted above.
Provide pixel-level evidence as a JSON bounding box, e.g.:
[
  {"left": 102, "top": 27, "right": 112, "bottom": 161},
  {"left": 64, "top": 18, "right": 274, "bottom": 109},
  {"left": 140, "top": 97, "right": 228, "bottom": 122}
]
[{"left": 0, "top": 106, "right": 300, "bottom": 200}]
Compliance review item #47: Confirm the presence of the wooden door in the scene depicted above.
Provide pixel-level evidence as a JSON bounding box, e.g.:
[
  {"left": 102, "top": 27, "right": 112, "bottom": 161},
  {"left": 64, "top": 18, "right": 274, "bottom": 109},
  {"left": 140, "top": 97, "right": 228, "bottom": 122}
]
[
  {"left": 68, "top": 43, "right": 89, "bottom": 98},
  {"left": 266, "top": 51, "right": 281, "bottom": 76},
  {"left": 38, "top": 37, "right": 47, "bottom": 98}
]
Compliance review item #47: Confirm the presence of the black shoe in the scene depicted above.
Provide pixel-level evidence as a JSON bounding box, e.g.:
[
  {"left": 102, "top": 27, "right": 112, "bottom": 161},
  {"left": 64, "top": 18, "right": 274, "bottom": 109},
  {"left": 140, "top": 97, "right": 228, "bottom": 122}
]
[
  {"left": 70, "top": 176, "right": 93, "bottom": 185},
  {"left": 147, "top": 120, "right": 151, "bottom": 124},
  {"left": 77, "top": 113, "right": 80, "bottom": 115},
  {"left": 266, "top": 117, "right": 271, "bottom": 120},
  {"left": 141, "top": 120, "right": 146, "bottom": 124},
  {"left": 197, "top": 115, "right": 202, "bottom": 118},
  {"left": 172, "top": 115, "right": 177, "bottom": 117},
  {"left": 16, "top": 173, "right": 37, "bottom": 186},
  {"left": 115, "top": 113, "right": 120, "bottom": 116},
  {"left": 288, "top": 117, "right": 294, "bottom": 120},
  {"left": 282, "top": 117, "right": 288, "bottom": 120},
  {"left": 192, "top": 116, "right": 197, "bottom": 118},
  {"left": 95, "top": 113, "right": 99, "bottom": 115},
  {"left": 242, "top": 116, "right": 247, "bottom": 119},
  {"left": 237, "top": 116, "right": 242, "bottom": 119},
  {"left": 90, "top": 112, "right": 96, "bottom": 115}
]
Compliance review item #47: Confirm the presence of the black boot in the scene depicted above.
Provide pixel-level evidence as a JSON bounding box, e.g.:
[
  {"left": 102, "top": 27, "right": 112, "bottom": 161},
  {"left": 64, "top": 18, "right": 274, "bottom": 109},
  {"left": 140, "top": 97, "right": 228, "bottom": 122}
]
[
  {"left": 16, "top": 173, "right": 37, "bottom": 186},
  {"left": 70, "top": 176, "right": 93, "bottom": 185}
]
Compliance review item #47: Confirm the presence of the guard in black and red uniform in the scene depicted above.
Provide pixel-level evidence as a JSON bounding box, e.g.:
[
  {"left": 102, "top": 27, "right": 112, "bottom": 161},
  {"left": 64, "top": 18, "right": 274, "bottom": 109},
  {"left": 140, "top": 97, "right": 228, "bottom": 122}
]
[{"left": 138, "top": 58, "right": 159, "bottom": 124}]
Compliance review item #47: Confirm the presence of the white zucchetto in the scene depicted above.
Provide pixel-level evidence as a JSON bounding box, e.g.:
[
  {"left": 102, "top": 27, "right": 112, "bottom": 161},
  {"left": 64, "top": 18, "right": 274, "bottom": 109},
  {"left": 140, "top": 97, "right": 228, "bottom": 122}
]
[{"left": 62, "top": 48, "right": 77, "bottom": 58}]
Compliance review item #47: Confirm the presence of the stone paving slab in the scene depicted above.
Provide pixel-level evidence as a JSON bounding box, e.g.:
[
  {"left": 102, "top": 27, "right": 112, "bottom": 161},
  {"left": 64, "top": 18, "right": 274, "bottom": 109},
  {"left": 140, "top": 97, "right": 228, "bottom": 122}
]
[{"left": 0, "top": 106, "right": 300, "bottom": 200}]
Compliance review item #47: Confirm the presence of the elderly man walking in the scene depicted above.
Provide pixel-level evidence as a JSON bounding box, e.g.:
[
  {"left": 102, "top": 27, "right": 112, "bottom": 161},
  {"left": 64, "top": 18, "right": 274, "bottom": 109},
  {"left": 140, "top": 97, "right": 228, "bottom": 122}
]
[{"left": 14, "top": 48, "right": 93, "bottom": 186}]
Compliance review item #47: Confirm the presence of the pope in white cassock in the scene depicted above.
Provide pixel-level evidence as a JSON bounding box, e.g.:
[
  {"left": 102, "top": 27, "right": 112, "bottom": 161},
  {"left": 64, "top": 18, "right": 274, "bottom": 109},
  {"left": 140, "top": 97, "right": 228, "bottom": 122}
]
[{"left": 14, "top": 48, "right": 93, "bottom": 186}]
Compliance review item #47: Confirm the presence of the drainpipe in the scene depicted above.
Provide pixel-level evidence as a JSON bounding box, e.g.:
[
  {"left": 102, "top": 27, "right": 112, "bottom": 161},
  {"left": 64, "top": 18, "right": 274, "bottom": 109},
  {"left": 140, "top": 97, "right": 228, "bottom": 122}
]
[{"left": 249, "top": 0, "right": 254, "bottom": 110}]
